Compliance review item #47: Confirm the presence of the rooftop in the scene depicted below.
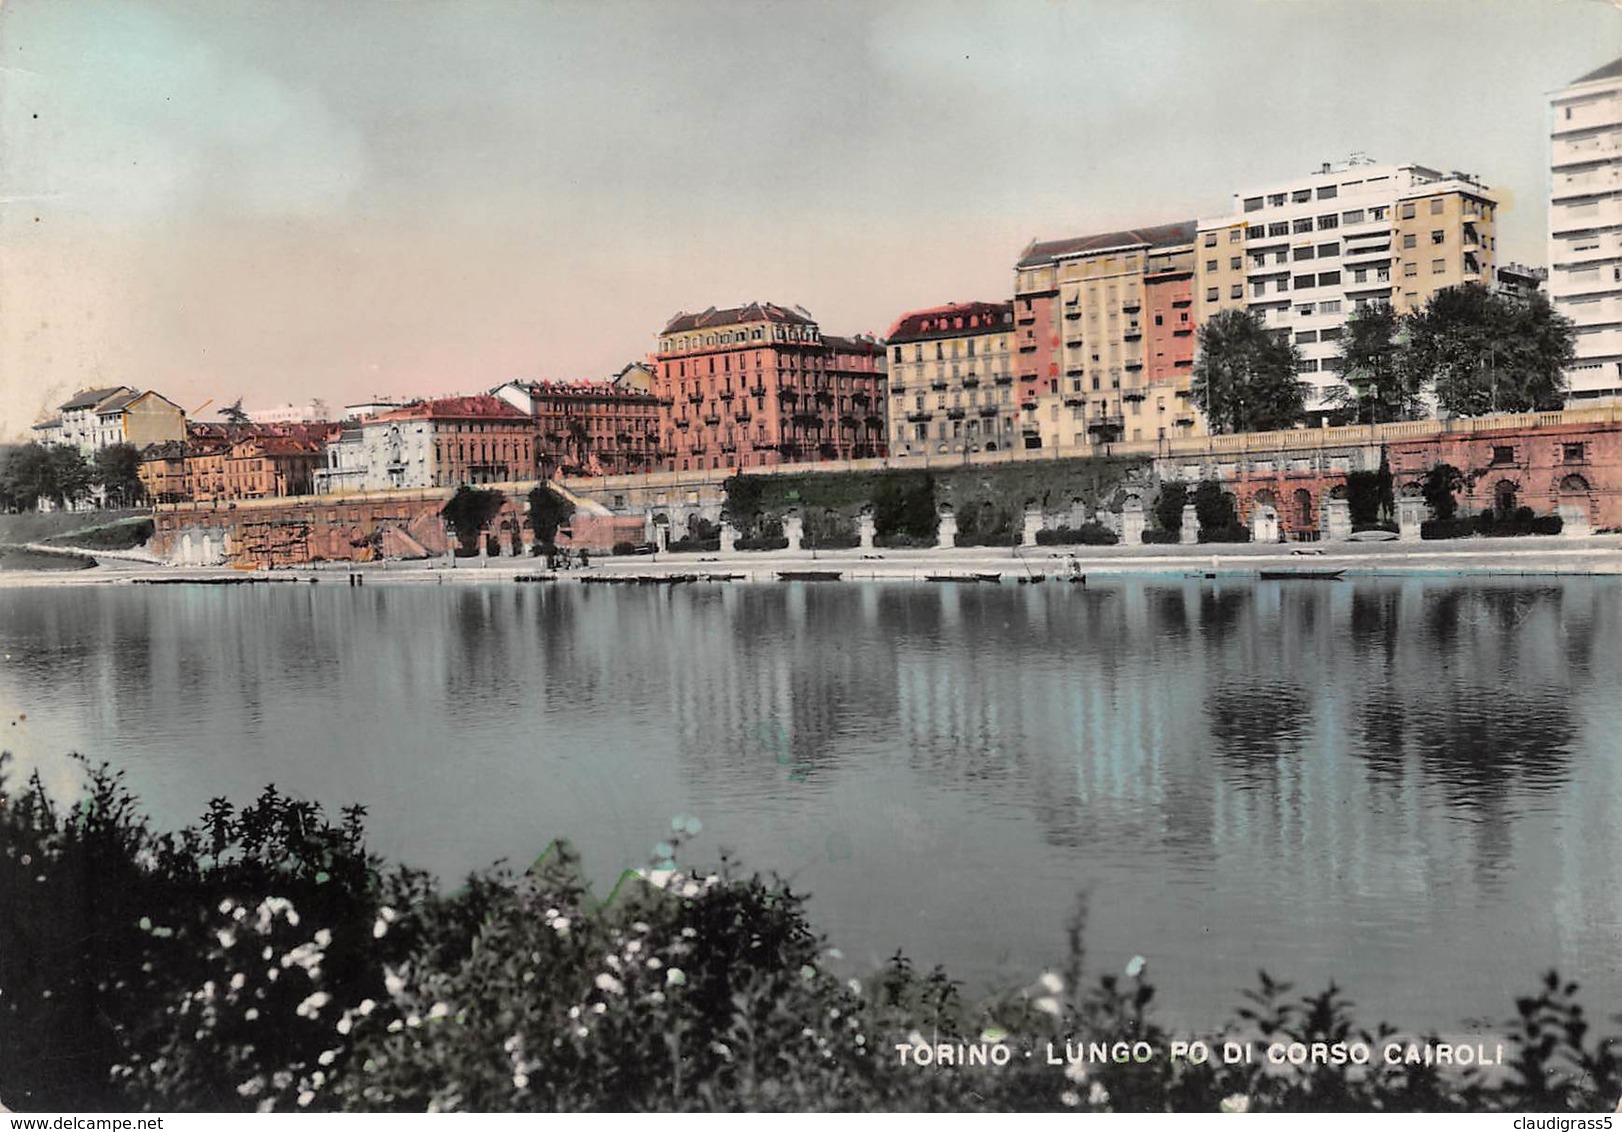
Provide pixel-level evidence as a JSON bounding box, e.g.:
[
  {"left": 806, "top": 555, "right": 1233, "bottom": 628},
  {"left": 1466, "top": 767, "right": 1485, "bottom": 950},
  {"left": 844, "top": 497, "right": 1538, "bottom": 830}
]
[
  {"left": 59, "top": 386, "right": 137, "bottom": 412},
  {"left": 885, "top": 300, "right": 1014, "bottom": 344},
  {"left": 373, "top": 395, "right": 530, "bottom": 422},
  {"left": 662, "top": 302, "right": 816, "bottom": 335},
  {"left": 1571, "top": 57, "right": 1622, "bottom": 86},
  {"left": 1017, "top": 221, "right": 1198, "bottom": 268}
]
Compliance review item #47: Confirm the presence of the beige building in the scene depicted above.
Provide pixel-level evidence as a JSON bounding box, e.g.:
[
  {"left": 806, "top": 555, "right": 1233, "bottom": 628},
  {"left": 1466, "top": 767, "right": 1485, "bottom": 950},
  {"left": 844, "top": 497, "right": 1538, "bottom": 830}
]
[
  {"left": 1015, "top": 222, "right": 1204, "bottom": 450},
  {"left": 884, "top": 301, "right": 1017, "bottom": 457}
]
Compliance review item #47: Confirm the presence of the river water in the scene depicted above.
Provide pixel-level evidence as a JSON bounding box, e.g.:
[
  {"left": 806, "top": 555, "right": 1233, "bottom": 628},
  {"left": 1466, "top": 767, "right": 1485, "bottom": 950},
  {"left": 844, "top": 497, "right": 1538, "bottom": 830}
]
[{"left": 1, "top": 576, "right": 1618, "bottom": 1036}]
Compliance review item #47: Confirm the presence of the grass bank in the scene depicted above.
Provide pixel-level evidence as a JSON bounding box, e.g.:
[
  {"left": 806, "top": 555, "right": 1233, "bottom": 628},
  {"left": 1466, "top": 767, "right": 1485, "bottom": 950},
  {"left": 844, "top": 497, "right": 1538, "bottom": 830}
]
[{"left": 0, "top": 509, "right": 149, "bottom": 548}]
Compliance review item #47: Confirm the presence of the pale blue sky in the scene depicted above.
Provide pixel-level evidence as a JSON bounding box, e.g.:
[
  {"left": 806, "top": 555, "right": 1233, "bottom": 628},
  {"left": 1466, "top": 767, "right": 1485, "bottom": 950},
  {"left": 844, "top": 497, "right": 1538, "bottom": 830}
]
[{"left": 2, "top": 0, "right": 1618, "bottom": 435}]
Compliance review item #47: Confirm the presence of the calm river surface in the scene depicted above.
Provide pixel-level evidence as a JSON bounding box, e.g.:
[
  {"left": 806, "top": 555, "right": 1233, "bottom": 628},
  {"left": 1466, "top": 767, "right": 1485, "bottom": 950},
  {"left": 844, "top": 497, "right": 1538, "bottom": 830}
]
[{"left": 2, "top": 577, "right": 1618, "bottom": 1035}]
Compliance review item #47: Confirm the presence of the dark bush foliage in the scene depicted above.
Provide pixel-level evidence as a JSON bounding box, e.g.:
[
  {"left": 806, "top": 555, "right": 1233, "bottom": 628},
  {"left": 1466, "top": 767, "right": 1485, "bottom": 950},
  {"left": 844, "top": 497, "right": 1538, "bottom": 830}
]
[
  {"left": 1421, "top": 518, "right": 1478, "bottom": 540},
  {"left": 1141, "top": 529, "right": 1181, "bottom": 545},
  {"left": 1197, "top": 523, "right": 1252, "bottom": 544},
  {"left": 664, "top": 538, "right": 721, "bottom": 554},
  {"left": 1035, "top": 523, "right": 1119, "bottom": 547},
  {"left": 734, "top": 537, "right": 790, "bottom": 551},
  {"left": 5, "top": 756, "right": 1618, "bottom": 1113},
  {"left": 611, "top": 542, "right": 637, "bottom": 556},
  {"left": 873, "top": 533, "right": 937, "bottom": 549},
  {"left": 1421, "top": 464, "right": 1464, "bottom": 522},
  {"left": 1152, "top": 482, "right": 1188, "bottom": 534}
]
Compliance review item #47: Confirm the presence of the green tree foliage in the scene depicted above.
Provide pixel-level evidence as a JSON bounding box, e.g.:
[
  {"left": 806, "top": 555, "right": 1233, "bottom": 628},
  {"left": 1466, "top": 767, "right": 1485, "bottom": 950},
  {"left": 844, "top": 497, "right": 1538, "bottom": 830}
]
[
  {"left": 871, "top": 472, "right": 937, "bottom": 539},
  {"left": 526, "top": 484, "right": 575, "bottom": 549},
  {"left": 1406, "top": 285, "right": 1575, "bottom": 416},
  {"left": 1191, "top": 310, "right": 1307, "bottom": 434},
  {"left": 1152, "top": 481, "right": 1188, "bottom": 533},
  {"left": 3, "top": 444, "right": 99, "bottom": 511},
  {"left": 1327, "top": 303, "right": 1424, "bottom": 424},
  {"left": 95, "top": 444, "right": 145, "bottom": 509},
  {"left": 1192, "top": 479, "right": 1241, "bottom": 540},
  {"left": 48, "top": 446, "right": 95, "bottom": 509},
  {"left": 220, "top": 399, "right": 252, "bottom": 427},
  {"left": 1422, "top": 463, "right": 1465, "bottom": 521},
  {"left": 720, "top": 474, "right": 772, "bottom": 539},
  {"left": 1344, "top": 465, "right": 1395, "bottom": 529},
  {"left": 440, "top": 486, "right": 505, "bottom": 553}
]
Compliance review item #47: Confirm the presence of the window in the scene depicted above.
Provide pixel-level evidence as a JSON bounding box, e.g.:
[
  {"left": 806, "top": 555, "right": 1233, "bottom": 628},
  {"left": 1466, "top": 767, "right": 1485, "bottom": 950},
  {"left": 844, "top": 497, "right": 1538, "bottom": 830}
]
[
  {"left": 1230, "top": 284, "right": 1243, "bottom": 299},
  {"left": 1318, "top": 214, "right": 1339, "bottom": 230},
  {"left": 1275, "top": 278, "right": 1290, "bottom": 292},
  {"left": 1352, "top": 268, "right": 1367, "bottom": 283},
  {"left": 1268, "top": 193, "right": 1286, "bottom": 207},
  {"left": 1154, "top": 314, "right": 1164, "bottom": 325},
  {"left": 1293, "top": 247, "right": 1314, "bottom": 261},
  {"left": 1292, "top": 188, "right": 1312, "bottom": 203},
  {"left": 1431, "top": 259, "right": 1445, "bottom": 274},
  {"left": 1204, "top": 232, "right": 1218, "bottom": 247},
  {"left": 1400, "top": 203, "right": 1416, "bottom": 220},
  {"left": 1268, "top": 222, "right": 1289, "bottom": 237},
  {"left": 1246, "top": 225, "right": 1265, "bottom": 238},
  {"left": 1319, "top": 300, "right": 1341, "bottom": 314},
  {"left": 1431, "top": 230, "right": 1445, "bottom": 244},
  {"left": 1296, "top": 358, "right": 1319, "bottom": 373},
  {"left": 1296, "top": 330, "right": 1318, "bottom": 344},
  {"left": 1296, "top": 303, "right": 1316, "bottom": 315},
  {"left": 1230, "top": 256, "right": 1242, "bottom": 269},
  {"left": 1370, "top": 206, "right": 1388, "bottom": 221},
  {"left": 1491, "top": 445, "right": 1514, "bottom": 465},
  {"left": 1206, "top": 260, "right": 1217, "bottom": 272},
  {"left": 1402, "top": 233, "right": 1417, "bottom": 249},
  {"left": 1251, "top": 254, "right": 1267, "bottom": 268},
  {"left": 1403, "top": 262, "right": 1418, "bottom": 277},
  {"left": 1230, "top": 229, "right": 1242, "bottom": 243},
  {"left": 1318, "top": 185, "right": 1338, "bottom": 200},
  {"left": 1317, "top": 271, "right": 1340, "bottom": 286},
  {"left": 1244, "top": 196, "right": 1263, "bottom": 212},
  {"left": 1430, "top": 198, "right": 1444, "bottom": 214},
  {"left": 1294, "top": 274, "right": 1316, "bottom": 290},
  {"left": 1317, "top": 242, "right": 1338, "bottom": 257},
  {"left": 1319, "top": 326, "right": 1343, "bottom": 341},
  {"left": 1343, "top": 209, "right": 1365, "bottom": 224},
  {"left": 1293, "top": 218, "right": 1314, "bottom": 234},
  {"left": 1207, "top": 287, "right": 1220, "bottom": 301},
  {"left": 1564, "top": 442, "right": 1587, "bottom": 463},
  {"left": 1252, "top": 281, "right": 1267, "bottom": 297}
]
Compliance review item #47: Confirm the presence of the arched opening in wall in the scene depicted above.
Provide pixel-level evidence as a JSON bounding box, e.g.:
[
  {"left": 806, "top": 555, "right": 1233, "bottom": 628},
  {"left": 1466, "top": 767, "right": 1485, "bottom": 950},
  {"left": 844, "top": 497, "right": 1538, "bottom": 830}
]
[
  {"left": 985, "top": 441, "right": 997, "bottom": 452},
  {"left": 1252, "top": 488, "right": 1278, "bottom": 519},
  {"left": 1400, "top": 480, "right": 1424, "bottom": 498},
  {"left": 1560, "top": 473, "right": 1592, "bottom": 494},
  {"left": 1494, "top": 479, "right": 1519, "bottom": 518},
  {"left": 1329, "top": 484, "right": 1348, "bottom": 500},
  {"left": 1294, "top": 488, "right": 1313, "bottom": 528}
]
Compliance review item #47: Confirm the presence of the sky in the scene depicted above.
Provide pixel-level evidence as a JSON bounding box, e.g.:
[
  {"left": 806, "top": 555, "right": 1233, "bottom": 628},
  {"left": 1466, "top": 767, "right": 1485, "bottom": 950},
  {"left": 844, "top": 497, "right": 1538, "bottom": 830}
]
[{"left": 1, "top": 0, "right": 1619, "bottom": 437}]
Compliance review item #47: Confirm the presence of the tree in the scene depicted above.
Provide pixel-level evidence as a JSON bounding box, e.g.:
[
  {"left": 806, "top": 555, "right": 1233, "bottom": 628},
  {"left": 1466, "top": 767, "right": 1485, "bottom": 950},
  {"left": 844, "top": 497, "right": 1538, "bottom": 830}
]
[
  {"left": 1191, "top": 309, "right": 1306, "bottom": 434},
  {"left": 46, "top": 445, "right": 95, "bottom": 510},
  {"left": 1406, "top": 285, "right": 1575, "bottom": 416},
  {"left": 1192, "top": 479, "right": 1237, "bottom": 536},
  {"left": 95, "top": 444, "right": 145, "bottom": 509},
  {"left": 440, "top": 486, "right": 505, "bottom": 554},
  {"left": 220, "top": 399, "right": 252, "bottom": 428},
  {"left": 1327, "top": 303, "right": 1424, "bottom": 424},
  {"left": 1421, "top": 463, "right": 1464, "bottom": 521},
  {"left": 527, "top": 484, "right": 575, "bottom": 549},
  {"left": 1152, "top": 481, "right": 1188, "bottom": 533}
]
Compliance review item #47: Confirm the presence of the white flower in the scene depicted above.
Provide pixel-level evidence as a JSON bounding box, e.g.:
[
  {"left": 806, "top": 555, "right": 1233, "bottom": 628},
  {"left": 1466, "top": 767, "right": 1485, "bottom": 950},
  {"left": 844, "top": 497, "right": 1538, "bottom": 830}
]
[
  {"left": 314, "top": 928, "right": 332, "bottom": 948},
  {"left": 551, "top": 918, "right": 570, "bottom": 936},
  {"left": 286, "top": 910, "right": 300, "bottom": 928},
  {"left": 646, "top": 957, "right": 662, "bottom": 970},
  {"left": 847, "top": 978, "right": 863, "bottom": 995},
  {"left": 379, "top": 906, "right": 397, "bottom": 923},
  {"left": 666, "top": 968, "right": 686, "bottom": 987},
  {"left": 387, "top": 1019, "right": 403, "bottom": 1033},
  {"left": 229, "top": 972, "right": 246, "bottom": 992},
  {"left": 244, "top": 1008, "right": 260, "bottom": 1022},
  {"left": 647, "top": 991, "right": 665, "bottom": 1005},
  {"left": 236, "top": 1077, "right": 263, "bottom": 1097},
  {"left": 595, "top": 973, "right": 624, "bottom": 995},
  {"left": 384, "top": 968, "right": 406, "bottom": 998},
  {"left": 262, "top": 946, "right": 274, "bottom": 961},
  {"left": 357, "top": 998, "right": 376, "bottom": 1016},
  {"left": 216, "top": 929, "right": 236, "bottom": 950},
  {"left": 372, "top": 919, "right": 388, "bottom": 940},
  {"left": 318, "top": 1049, "right": 337, "bottom": 1066},
  {"left": 680, "top": 881, "right": 701, "bottom": 898},
  {"left": 1220, "top": 1094, "right": 1250, "bottom": 1114},
  {"left": 513, "top": 1073, "right": 529, "bottom": 1090},
  {"left": 218, "top": 899, "right": 235, "bottom": 915},
  {"left": 428, "top": 1002, "right": 449, "bottom": 1020},
  {"left": 337, "top": 1015, "right": 353, "bottom": 1035},
  {"left": 1034, "top": 996, "right": 1061, "bottom": 1016},
  {"left": 296, "top": 992, "right": 332, "bottom": 1018},
  {"left": 625, "top": 940, "right": 642, "bottom": 955},
  {"left": 680, "top": 927, "right": 697, "bottom": 939},
  {"left": 1124, "top": 955, "right": 1147, "bottom": 979},
  {"left": 1060, "top": 1090, "right": 1080, "bottom": 1108},
  {"left": 1089, "top": 1082, "right": 1111, "bottom": 1108},
  {"left": 1065, "top": 1060, "right": 1088, "bottom": 1083},
  {"left": 1039, "top": 971, "right": 1064, "bottom": 994},
  {"left": 591, "top": 1002, "right": 606, "bottom": 1014},
  {"left": 406, "top": 1014, "right": 422, "bottom": 1028},
  {"left": 297, "top": 1091, "right": 314, "bottom": 1108}
]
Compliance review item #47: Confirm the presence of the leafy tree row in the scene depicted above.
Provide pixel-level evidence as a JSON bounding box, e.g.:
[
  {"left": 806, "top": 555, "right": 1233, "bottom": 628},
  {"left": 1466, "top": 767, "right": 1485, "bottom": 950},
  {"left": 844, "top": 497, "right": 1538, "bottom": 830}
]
[
  {"left": 0, "top": 443, "right": 145, "bottom": 512},
  {"left": 1192, "top": 285, "right": 1577, "bottom": 434}
]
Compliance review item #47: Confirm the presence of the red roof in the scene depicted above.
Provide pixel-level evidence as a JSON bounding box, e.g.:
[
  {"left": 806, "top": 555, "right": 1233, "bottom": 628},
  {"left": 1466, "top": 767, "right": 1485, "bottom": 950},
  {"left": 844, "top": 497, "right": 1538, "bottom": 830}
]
[{"left": 885, "top": 300, "right": 1013, "bottom": 344}]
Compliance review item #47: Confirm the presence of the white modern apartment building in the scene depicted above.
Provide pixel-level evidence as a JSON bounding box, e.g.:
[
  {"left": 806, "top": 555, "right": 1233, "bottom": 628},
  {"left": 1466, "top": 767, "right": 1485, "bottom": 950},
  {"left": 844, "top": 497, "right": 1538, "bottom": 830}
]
[
  {"left": 1217, "top": 159, "right": 1498, "bottom": 421},
  {"left": 1550, "top": 58, "right": 1622, "bottom": 404}
]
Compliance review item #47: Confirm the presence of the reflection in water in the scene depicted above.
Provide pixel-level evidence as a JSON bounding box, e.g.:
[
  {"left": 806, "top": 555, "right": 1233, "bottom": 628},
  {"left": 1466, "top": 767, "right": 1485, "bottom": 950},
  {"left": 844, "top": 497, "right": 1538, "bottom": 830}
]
[{"left": 0, "top": 576, "right": 1618, "bottom": 1033}]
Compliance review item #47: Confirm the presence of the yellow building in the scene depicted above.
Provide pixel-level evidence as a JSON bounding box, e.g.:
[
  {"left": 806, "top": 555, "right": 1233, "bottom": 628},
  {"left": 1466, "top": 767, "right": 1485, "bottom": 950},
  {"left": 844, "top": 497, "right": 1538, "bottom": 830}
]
[{"left": 884, "top": 301, "right": 1017, "bottom": 457}]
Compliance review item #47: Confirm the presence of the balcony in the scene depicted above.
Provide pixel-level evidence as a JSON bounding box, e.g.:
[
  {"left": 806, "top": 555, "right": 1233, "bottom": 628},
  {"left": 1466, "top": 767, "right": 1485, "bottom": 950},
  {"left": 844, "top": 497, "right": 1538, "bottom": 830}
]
[
  {"left": 1122, "top": 298, "right": 1142, "bottom": 313},
  {"left": 977, "top": 405, "right": 999, "bottom": 418},
  {"left": 687, "top": 392, "right": 704, "bottom": 405},
  {"left": 1065, "top": 310, "right": 1082, "bottom": 321},
  {"left": 906, "top": 410, "right": 934, "bottom": 422},
  {"left": 889, "top": 382, "right": 906, "bottom": 394},
  {"left": 1066, "top": 367, "right": 1084, "bottom": 377},
  {"left": 674, "top": 417, "right": 691, "bottom": 430},
  {"left": 719, "top": 389, "right": 735, "bottom": 401},
  {"left": 1123, "top": 389, "right": 1147, "bottom": 402},
  {"left": 1125, "top": 358, "right": 1144, "bottom": 370},
  {"left": 1123, "top": 329, "right": 1142, "bottom": 341},
  {"left": 946, "top": 408, "right": 966, "bottom": 420},
  {"left": 865, "top": 414, "right": 885, "bottom": 429},
  {"left": 792, "top": 411, "right": 823, "bottom": 427},
  {"left": 749, "top": 384, "right": 767, "bottom": 397},
  {"left": 961, "top": 375, "right": 979, "bottom": 387},
  {"left": 1087, "top": 415, "right": 1125, "bottom": 436},
  {"left": 994, "top": 374, "right": 1014, "bottom": 385},
  {"left": 1020, "top": 399, "right": 1038, "bottom": 411},
  {"left": 930, "top": 379, "right": 949, "bottom": 391},
  {"left": 703, "top": 413, "right": 721, "bottom": 426},
  {"left": 1063, "top": 395, "right": 1085, "bottom": 407},
  {"left": 852, "top": 390, "right": 872, "bottom": 404},
  {"left": 1065, "top": 337, "right": 1084, "bottom": 348},
  {"left": 1017, "top": 312, "right": 1036, "bottom": 325},
  {"left": 735, "top": 409, "right": 753, "bottom": 423}
]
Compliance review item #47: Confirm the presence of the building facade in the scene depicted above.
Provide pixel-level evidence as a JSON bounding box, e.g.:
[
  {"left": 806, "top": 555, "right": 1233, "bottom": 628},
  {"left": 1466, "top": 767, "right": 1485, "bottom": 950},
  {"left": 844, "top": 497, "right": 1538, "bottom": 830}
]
[
  {"left": 33, "top": 386, "right": 184, "bottom": 453},
  {"left": 1550, "top": 58, "right": 1622, "bottom": 404},
  {"left": 884, "top": 301, "right": 1017, "bottom": 457},
  {"left": 491, "top": 379, "right": 667, "bottom": 476},
  {"left": 1229, "top": 160, "right": 1498, "bottom": 418},
  {"left": 652, "top": 302, "right": 887, "bottom": 472},
  {"left": 316, "top": 396, "right": 535, "bottom": 493},
  {"left": 1015, "top": 222, "right": 1204, "bottom": 450}
]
